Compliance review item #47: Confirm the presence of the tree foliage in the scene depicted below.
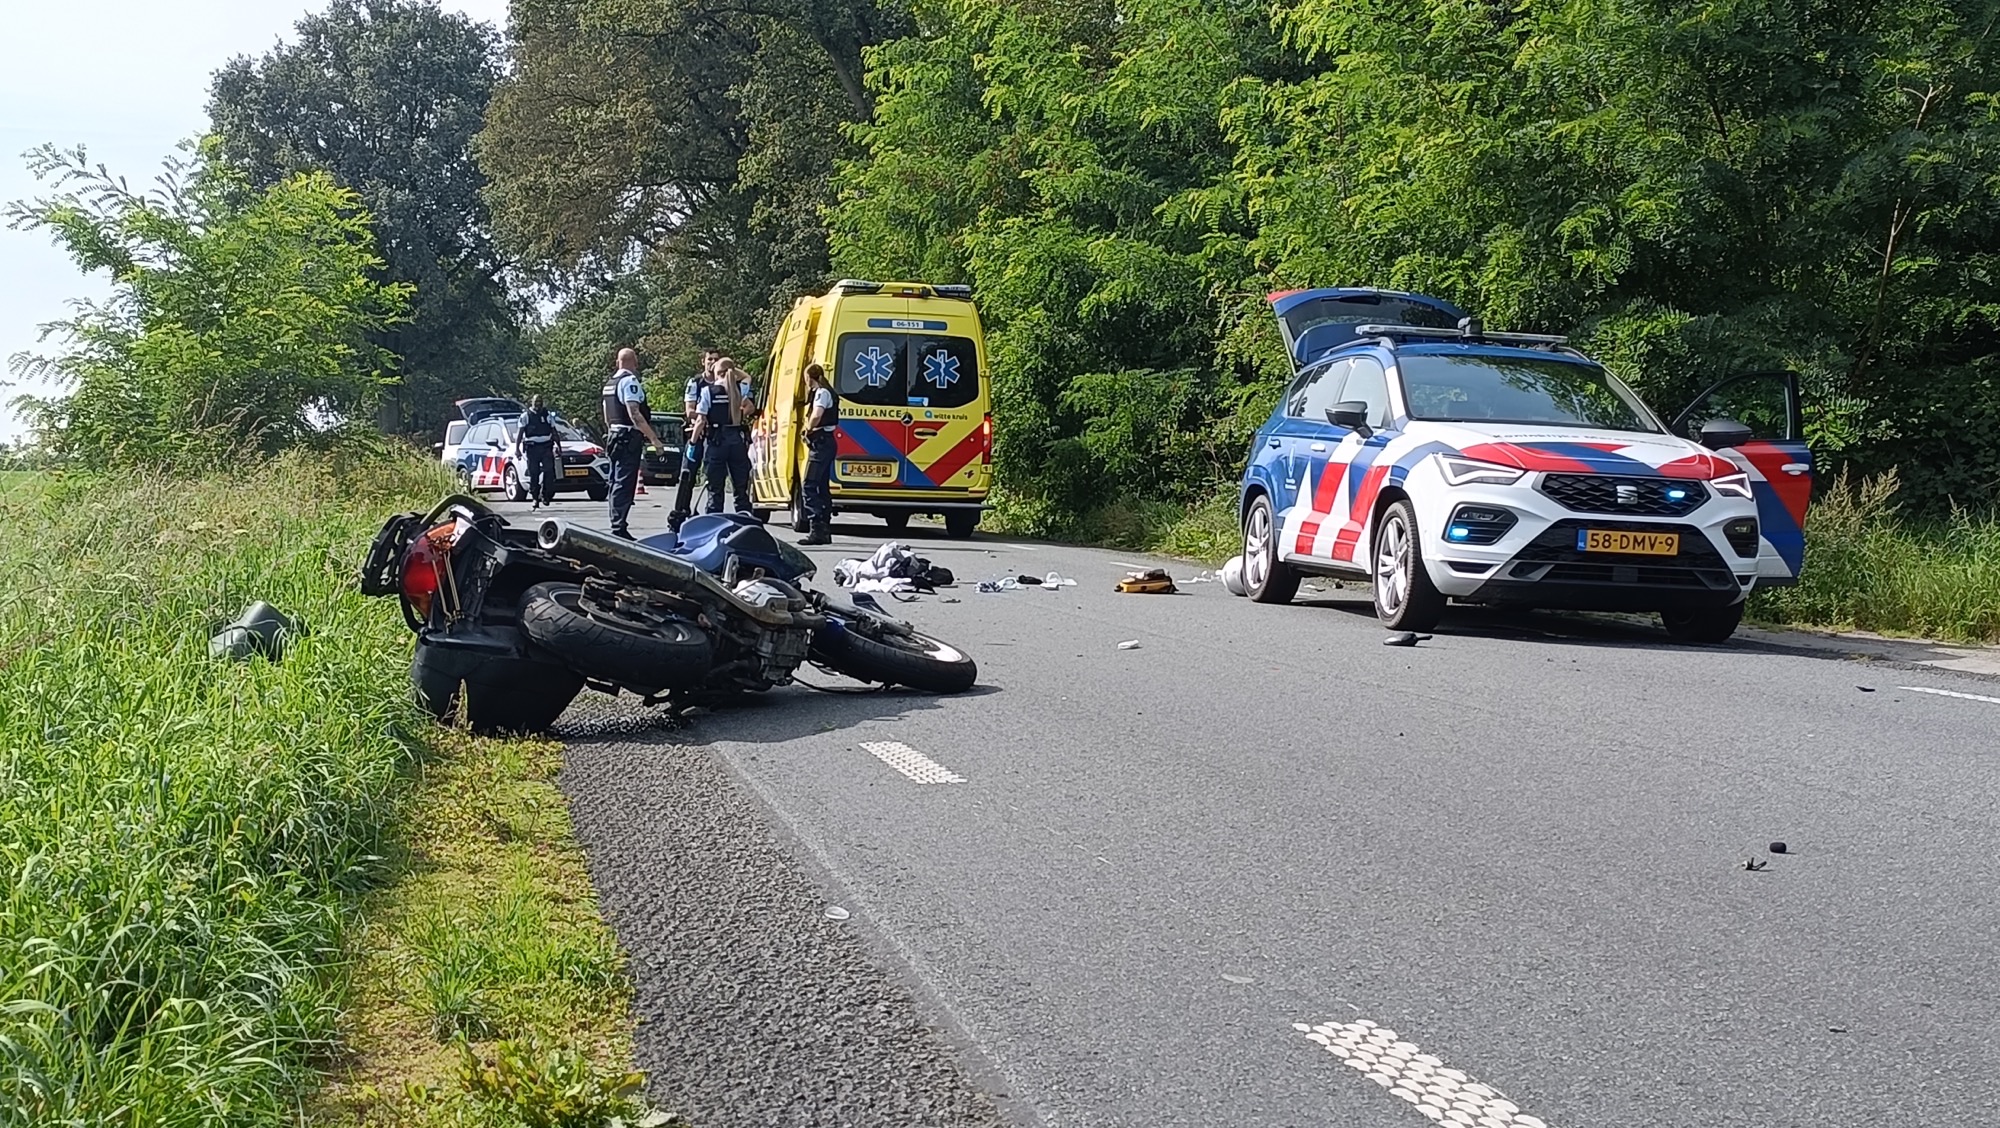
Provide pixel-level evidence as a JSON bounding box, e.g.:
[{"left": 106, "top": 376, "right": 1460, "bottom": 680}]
[
  {"left": 473, "top": 0, "right": 2000, "bottom": 517},
  {"left": 209, "top": 0, "right": 519, "bottom": 436},
  {"left": 477, "top": 0, "right": 907, "bottom": 363},
  {"left": 6, "top": 142, "right": 410, "bottom": 467},
  {"left": 825, "top": 0, "right": 2000, "bottom": 518}
]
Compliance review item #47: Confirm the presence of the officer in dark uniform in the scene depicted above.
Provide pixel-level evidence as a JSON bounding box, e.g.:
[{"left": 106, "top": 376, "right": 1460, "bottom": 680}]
[
  {"left": 799, "top": 362, "right": 838, "bottom": 544},
  {"left": 668, "top": 350, "right": 719, "bottom": 532},
  {"left": 601, "top": 348, "right": 664, "bottom": 539},
  {"left": 692, "top": 356, "right": 755, "bottom": 515},
  {"left": 519, "top": 394, "right": 558, "bottom": 509}
]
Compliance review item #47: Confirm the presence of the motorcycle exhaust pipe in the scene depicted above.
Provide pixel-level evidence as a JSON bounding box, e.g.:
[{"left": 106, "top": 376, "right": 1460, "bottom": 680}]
[{"left": 534, "top": 518, "right": 809, "bottom": 630}]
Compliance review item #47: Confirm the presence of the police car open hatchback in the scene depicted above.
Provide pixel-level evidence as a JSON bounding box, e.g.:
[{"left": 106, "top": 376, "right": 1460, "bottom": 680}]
[{"left": 1237, "top": 289, "right": 1815, "bottom": 643}]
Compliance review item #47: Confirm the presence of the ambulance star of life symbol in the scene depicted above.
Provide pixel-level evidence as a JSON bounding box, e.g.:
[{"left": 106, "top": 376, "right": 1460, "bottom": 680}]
[
  {"left": 922, "top": 349, "right": 961, "bottom": 389},
  {"left": 854, "top": 346, "right": 896, "bottom": 388},
  {"left": 1616, "top": 483, "right": 1640, "bottom": 506}
]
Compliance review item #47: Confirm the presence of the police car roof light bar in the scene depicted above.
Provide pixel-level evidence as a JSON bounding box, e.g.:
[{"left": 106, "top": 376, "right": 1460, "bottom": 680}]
[{"left": 1352, "top": 321, "right": 1572, "bottom": 348}]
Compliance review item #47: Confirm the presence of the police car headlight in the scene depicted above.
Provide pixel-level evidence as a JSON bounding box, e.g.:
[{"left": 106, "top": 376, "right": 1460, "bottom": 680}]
[
  {"left": 1712, "top": 472, "right": 1754, "bottom": 500},
  {"left": 1438, "top": 455, "right": 1526, "bottom": 487}
]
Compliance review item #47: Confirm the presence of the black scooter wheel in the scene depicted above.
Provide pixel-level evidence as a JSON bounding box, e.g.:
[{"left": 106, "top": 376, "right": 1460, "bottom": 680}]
[
  {"left": 519, "top": 582, "right": 714, "bottom": 692},
  {"left": 811, "top": 623, "right": 977, "bottom": 694}
]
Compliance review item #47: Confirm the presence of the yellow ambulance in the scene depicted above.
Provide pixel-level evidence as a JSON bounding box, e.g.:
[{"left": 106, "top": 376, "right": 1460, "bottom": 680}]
[{"left": 750, "top": 279, "right": 994, "bottom": 538}]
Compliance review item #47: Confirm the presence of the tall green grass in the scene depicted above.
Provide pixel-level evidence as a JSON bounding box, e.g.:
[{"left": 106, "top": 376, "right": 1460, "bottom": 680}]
[
  {"left": 1751, "top": 468, "right": 2000, "bottom": 643},
  {"left": 0, "top": 455, "right": 446, "bottom": 1126}
]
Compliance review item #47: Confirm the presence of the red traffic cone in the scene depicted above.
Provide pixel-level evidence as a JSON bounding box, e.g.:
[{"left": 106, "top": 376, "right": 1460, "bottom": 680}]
[{"left": 636, "top": 483, "right": 648, "bottom": 495}]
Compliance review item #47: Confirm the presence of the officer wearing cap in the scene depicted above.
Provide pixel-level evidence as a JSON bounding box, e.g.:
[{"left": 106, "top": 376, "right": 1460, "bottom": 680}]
[{"left": 601, "top": 347, "right": 664, "bottom": 539}]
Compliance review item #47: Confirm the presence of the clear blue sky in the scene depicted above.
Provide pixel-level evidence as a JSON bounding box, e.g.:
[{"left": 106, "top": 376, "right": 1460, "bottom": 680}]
[{"left": 0, "top": 0, "right": 512, "bottom": 442}]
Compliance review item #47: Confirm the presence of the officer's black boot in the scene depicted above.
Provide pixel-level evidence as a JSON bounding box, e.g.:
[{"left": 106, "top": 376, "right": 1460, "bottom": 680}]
[{"left": 801, "top": 520, "right": 831, "bottom": 546}]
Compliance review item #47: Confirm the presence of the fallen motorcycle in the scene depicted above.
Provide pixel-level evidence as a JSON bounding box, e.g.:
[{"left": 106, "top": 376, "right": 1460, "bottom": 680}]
[{"left": 358, "top": 494, "right": 977, "bottom": 734}]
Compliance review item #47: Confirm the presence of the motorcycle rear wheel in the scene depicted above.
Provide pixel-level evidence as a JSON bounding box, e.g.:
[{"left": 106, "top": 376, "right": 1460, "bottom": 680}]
[
  {"left": 519, "top": 582, "right": 714, "bottom": 692},
  {"left": 811, "top": 622, "right": 978, "bottom": 694}
]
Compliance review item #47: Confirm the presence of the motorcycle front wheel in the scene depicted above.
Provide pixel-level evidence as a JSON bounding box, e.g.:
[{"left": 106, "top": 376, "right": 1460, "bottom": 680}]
[{"left": 810, "top": 621, "right": 978, "bottom": 694}]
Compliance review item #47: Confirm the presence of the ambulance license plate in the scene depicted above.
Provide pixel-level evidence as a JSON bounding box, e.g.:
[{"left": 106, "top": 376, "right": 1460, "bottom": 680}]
[
  {"left": 1577, "top": 529, "right": 1679, "bottom": 556},
  {"left": 840, "top": 461, "right": 897, "bottom": 482}
]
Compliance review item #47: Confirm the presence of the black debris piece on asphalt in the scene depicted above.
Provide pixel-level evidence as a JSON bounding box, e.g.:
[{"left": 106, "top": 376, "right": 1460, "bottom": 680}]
[
  {"left": 1743, "top": 857, "right": 1769, "bottom": 872},
  {"left": 1770, "top": 841, "right": 1789, "bottom": 854},
  {"left": 1382, "top": 632, "right": 1434, "bottom": 647},
  {"left": 555, "top": 702, "right": 1006, "bottom": 1128},
  {"left": 1857, "top": 685, "right": 1877, "bottom": 692}
]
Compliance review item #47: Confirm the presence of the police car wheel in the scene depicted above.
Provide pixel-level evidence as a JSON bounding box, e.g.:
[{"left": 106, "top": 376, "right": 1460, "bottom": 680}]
[
  {"left": 1243, "top": 494, "right": 1300, "bottom": 605},
  {"left": 1372, "top": 499, "right": 1445, "bottom": 632},
  {"left": 586, "top": 484, "right": 608, "bottom": 502},
  {"left": 503, "top": 466, "right": 527, "bottom": 502},
  {"left": 1661, "top": 602, "right": 1743, "bottom": 644}
]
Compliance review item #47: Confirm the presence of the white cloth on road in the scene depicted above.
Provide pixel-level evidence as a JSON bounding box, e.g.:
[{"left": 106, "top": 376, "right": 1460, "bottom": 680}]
[{"left": 833, "top": 541, "right": 920, "bottom": 594}]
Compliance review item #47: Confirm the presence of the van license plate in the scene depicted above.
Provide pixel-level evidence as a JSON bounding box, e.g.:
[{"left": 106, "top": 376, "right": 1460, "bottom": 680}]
[
  {"left": 1578, "top": 529, "right": 1678, "bottom": 556},
  {"left": 840, "top": 461, "right": 897, "bottom": 482}
]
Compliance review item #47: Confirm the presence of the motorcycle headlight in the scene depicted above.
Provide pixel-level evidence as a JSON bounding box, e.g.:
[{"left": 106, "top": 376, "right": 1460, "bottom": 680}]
[
  {"left": 1438, "top": 455, "right": 1527, "bottom": 487},
  {"left": 1712, "top": 472, "right": 1754, "bottom": 500}
]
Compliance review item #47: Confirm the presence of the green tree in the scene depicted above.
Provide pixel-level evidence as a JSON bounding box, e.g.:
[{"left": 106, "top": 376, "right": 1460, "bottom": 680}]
[
  {"left": 477, "top": 0, "right": 906, "bottom": 362},
  {"left": 6, "top": 141, "right": 411, "bottom": 466},
  {"left": 831, "top": 0, "right": 1289, "bottom": 519},
  {"left": 208, "top": 0, "right": 520, "bottom": 437},
  {"left": 519, "top": 272, "right": 675, "bottom": 424},
  {"left": 1227, "top": 0, "right": 2000, "bottom": 510}
]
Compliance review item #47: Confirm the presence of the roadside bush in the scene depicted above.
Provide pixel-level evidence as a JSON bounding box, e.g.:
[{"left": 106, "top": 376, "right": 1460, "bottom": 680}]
[
  {"left": 1752, "top": 469, "right": 2000, "bottom": 643},
  {"left": 0, "top": 454, "right": 445, "bottom": 1126}
]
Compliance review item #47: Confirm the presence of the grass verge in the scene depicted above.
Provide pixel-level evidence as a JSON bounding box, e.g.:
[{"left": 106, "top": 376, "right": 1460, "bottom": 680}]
[
  {"left": 316, "top": 728, "right": 657, "bottom": 1127},
  {"left": 982, "top": 487, "right": 1239, "bottom": 565},
  {"left": 0, "top": 456, "right": 652, "bottom": 1127},
  {"left": 1748, "top": 468, "right": 2000, "bottom": 644}
]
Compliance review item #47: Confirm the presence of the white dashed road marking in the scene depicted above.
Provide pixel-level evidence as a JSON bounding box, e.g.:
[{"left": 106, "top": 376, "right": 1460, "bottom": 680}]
[
  {"left": 1899, "top": 685, "right": 2000, "bottom": 706},
  {"left": 861, "top": 741, "right": 966, "bottom": 784},
  {"left": 1296, "top": 1019, "right": 1552, "bottom": 1127}
]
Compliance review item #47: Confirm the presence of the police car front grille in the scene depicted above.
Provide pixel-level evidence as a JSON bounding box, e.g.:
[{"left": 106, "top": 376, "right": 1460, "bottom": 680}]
[
  {"left": 1508, "top": 520, "right": 1737, "bottom": 591},
  {"left": 1540, "top": 474, "right": 1708, "bottom": 517}
]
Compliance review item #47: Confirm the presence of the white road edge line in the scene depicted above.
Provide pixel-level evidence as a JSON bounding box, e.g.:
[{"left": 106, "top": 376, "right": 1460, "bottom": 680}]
[
  {"left": 860, "top": 740, "right": 966, "bottom": 785},
  {"left": 1295, "top": 1018, "right": 1552, "bottom": 1127},
  {"left": 1899, "top": 686, "right": 2000, "bottom": 706}
]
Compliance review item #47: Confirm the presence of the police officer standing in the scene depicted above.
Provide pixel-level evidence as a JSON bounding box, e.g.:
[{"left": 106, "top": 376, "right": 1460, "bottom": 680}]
[
  {"left": 799, "top": 362, "right": 837, "bottom": 544},
  {"left": 668, "top": 349, "right": 719, "bottom": 532},
  {"left": 519, "top": 394, "right": 558, "bottom": 510},
  {"left": 601, "top": 347, "right": 665, "bottom": 540},
  {"left": 692, "top": 356, "right": 755, "bottom": 515}
]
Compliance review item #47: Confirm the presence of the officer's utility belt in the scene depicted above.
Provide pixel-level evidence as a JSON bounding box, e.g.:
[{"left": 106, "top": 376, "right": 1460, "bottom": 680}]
[{"left": 605, "top": 425, "right": 642, "bottom": 451}]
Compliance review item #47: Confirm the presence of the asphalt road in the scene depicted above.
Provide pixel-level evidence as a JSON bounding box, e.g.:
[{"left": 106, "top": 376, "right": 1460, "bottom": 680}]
[{"left": 517, "top": 491, "right": 2000, "bottom": 1128}]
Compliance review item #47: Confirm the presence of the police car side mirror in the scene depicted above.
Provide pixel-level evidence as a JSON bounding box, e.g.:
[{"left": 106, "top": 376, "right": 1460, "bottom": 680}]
[
  {"left": 1698, "top": 418, "right": 1753, "bottom": 450},
  {"left": 1327, "top": 401, "right": 1372, "bottom": 437}
]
